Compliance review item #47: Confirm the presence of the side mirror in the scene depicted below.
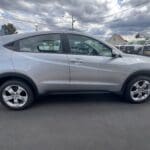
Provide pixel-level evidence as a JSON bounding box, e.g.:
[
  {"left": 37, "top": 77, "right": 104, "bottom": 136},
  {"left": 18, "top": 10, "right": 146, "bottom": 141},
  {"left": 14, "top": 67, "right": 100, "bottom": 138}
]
[{"left": 112, "top": 50, "right": 122, "bottom": 58}]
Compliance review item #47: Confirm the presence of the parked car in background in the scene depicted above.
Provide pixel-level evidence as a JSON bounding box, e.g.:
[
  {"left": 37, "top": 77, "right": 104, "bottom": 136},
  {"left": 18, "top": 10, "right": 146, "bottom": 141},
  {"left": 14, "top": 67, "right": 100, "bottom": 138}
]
[
  {"left": 116, "top": 45, "right": 125, "bottom": 52},
  {"left": 140, "top": 45, "right": 150, "bottom": 56},
  {"left": 116, "top": 45, "right": 143, "bottom": 55},
  {"left": 1, "top": 31, "right": 150, "bottom": 110}
]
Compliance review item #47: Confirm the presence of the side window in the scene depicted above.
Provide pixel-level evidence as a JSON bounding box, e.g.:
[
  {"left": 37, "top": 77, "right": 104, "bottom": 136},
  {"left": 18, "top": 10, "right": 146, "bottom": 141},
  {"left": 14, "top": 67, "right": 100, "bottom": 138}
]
[
  {"left": 4, "top": 41, "right": 18, "bottom": 51},
  {"left": 68, "top": 34, "right": 112, "bottom": 57},
  {"left": 19, "top": 34, "right": 62, "bottom": 53}
]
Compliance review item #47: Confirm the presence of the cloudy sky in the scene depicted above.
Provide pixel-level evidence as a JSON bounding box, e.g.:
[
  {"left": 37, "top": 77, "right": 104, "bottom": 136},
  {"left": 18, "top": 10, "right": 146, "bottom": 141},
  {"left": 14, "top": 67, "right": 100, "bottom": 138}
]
[{"left": 0, "top": 0, "right": 150, "bottom": 39}]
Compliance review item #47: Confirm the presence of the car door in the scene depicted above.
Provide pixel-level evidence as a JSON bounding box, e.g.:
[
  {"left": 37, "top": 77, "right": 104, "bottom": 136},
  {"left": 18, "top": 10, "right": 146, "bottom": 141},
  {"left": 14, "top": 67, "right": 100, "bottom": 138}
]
[
  {"left": 66, "top": 34, "right": 120, "bottom": 91},
  {"left": 12, "top": 33, "right": 70, "bottom": 92}
]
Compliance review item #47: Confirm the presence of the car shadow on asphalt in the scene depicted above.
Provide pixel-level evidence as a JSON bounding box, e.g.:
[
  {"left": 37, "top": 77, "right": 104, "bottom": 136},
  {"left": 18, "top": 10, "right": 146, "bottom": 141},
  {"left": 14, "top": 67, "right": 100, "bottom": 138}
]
[
  {"left": 0, "top": 93, "right": 149, "bottom": 112},
  {"left": 35, "top": 93, "right": 126, "bottom": 107}
]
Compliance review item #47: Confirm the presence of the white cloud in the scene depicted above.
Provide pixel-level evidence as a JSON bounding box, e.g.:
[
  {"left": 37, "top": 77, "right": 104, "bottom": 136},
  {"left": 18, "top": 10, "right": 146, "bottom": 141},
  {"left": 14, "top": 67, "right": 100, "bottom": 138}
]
[
  {"left": 0, "top": 0, "right": 150, "bottom": 37},
  {"left": 18, "top": 0, "right": 35, "bottom": 9}
]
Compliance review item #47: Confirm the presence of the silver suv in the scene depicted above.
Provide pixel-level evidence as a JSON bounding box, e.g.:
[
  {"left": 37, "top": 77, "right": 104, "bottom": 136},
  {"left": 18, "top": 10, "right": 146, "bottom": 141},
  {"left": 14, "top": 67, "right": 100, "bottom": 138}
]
[{"left": 0, "top": 31, "right": 150, "bottom": 110}]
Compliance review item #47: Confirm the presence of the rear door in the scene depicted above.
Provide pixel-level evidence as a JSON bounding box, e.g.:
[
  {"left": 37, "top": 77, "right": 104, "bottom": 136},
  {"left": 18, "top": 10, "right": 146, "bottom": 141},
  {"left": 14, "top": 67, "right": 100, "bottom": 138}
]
[{"left": 12, "top": 33, "right": 70, "bottom": 92}]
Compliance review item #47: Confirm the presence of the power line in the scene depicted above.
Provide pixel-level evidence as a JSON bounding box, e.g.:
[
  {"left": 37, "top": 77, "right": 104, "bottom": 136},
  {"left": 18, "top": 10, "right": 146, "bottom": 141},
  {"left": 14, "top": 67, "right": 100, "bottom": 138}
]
[
  {"left": 98, "top": 0, "right": 150, "bottom": 20},
  {"left": 0, "top": 17, "right": 47, "bottom": 26},
  {"left": 82, "top": 0, "right": 150, "bottom": 27},
  {"left": 1, "top": 1, "right": 149, "bottom": 25},
  {"left": 0, "top": 0, "right": 150, "bottom": 31}
]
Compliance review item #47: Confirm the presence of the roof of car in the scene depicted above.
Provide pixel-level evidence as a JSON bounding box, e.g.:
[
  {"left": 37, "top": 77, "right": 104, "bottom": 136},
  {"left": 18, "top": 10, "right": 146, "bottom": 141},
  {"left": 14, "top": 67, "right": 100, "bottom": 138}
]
[
  {"left": 0, "top": 30, "right": 118, "bottom": 50},
  {"left": 0, "top": 31, "right": 93, "bottom": 45}
]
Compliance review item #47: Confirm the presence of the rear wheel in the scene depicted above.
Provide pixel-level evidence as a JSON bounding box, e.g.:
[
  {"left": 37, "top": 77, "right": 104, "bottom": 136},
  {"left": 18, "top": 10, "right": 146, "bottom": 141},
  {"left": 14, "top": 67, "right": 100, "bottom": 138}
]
[
  {"left": 0, "top": 80, "right": 34, "bottom": 110},
  {"left": 125, "top": 76, "right": 150, "bottom": 103}
]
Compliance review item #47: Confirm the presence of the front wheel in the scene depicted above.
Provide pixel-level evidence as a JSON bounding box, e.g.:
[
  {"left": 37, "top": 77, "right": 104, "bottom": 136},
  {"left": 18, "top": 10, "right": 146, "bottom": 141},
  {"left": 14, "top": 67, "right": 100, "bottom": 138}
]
[
  {"left": 0, "top": 80, "right": 34, "bottom": 110},
  {"left": 125, "top": 76, "right": 150, "bottom": 103}
]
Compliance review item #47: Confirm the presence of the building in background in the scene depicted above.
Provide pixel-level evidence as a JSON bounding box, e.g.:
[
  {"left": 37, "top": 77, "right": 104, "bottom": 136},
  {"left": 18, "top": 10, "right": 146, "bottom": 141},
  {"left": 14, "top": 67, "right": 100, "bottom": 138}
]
[{"left": 108, "top": 34, "right": 128, "bottom": 45}]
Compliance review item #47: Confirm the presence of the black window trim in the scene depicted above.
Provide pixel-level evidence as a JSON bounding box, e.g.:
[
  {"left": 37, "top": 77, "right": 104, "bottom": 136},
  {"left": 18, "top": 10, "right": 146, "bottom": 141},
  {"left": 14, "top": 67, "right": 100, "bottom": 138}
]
[
  {"left": 4, "top": 40, "right": 19, "bottom": 51},
  {"left": 4, "top": 33, "right": 68, "bottom": 54},
  {"left": 65, "top": 33, "right": 113, "bottom": 57}
]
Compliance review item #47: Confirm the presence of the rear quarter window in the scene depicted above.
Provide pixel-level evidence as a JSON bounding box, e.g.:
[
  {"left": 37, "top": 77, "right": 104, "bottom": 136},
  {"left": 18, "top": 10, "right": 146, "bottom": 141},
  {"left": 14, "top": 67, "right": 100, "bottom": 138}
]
[
  {"left": 18, "top": 34, "right": 62, "bottom": 53},
  {"left": 4, "top": 41, "right": 19, "bottom": 51}
]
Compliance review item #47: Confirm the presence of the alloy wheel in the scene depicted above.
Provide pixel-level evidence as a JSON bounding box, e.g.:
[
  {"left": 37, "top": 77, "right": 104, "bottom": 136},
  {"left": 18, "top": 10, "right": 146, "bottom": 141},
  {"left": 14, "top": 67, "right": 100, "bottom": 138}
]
[
  {"left": 130, "top": 80, "right": 150, "bottom": 102},
  {"left": 2, "top": 85, "right": 28, "bottom": 108}
]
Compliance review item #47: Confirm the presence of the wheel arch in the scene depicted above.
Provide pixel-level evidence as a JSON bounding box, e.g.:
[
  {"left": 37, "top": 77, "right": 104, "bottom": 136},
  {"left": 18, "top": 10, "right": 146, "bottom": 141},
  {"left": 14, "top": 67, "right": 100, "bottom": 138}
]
[
  {"left": 0, "top": 72, "right": 39, "bottom": 97},
  {"left": 121, "top": 70, "right": 150, "bottom": 94}
]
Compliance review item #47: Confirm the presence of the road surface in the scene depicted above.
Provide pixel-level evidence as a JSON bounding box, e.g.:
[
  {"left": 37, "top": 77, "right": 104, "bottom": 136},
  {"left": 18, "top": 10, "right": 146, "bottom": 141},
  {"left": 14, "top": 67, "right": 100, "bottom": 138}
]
[{"left": 0, "top": 93, "right": 150, "bottom": 150}]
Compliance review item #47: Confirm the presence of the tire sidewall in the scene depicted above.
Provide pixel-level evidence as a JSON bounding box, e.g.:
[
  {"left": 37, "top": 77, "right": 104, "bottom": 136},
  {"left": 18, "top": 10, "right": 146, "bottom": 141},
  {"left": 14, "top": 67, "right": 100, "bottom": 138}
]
[
  {"left": 125, "top": 76, "right": 150, "bottom": 103},
  {"left": 0, "top": 80, "right": 34, "bottom": 110}
]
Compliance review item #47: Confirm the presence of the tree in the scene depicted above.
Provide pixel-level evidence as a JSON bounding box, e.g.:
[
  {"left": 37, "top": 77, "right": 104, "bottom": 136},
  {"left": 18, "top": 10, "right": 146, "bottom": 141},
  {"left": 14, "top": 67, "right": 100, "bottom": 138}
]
[
  {"left": 1, "top": 23, "right": 17, "bottom": 35},
  {"left": 135, "top": 33, "right": 141, "bottom": 38}
]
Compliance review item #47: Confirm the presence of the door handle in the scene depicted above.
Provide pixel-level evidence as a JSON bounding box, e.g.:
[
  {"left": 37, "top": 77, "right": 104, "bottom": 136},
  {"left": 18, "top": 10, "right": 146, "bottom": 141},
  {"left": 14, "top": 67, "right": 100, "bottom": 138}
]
[{"left": 70, "top": 58, "right": 83, "bottom": 64}]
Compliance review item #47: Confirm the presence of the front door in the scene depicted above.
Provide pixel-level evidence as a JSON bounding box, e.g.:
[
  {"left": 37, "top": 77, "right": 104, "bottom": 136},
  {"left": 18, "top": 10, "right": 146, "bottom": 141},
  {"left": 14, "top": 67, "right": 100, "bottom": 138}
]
[{"left": 66, "top": 34, "right": 115, "bottom": 91}]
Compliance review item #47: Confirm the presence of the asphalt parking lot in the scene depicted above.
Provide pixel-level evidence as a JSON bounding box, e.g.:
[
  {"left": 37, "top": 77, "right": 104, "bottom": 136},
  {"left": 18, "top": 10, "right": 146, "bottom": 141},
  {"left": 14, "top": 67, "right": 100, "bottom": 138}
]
[{"left": 0, "top": 93, "right": 150, "bottom": 150}]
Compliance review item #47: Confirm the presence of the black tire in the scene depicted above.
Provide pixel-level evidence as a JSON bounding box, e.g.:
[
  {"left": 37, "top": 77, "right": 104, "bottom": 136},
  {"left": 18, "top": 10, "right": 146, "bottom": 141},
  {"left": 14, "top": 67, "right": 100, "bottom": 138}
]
[
  {"left": 0, "top": 80, "right": 34, "bottom": 110},
  {"left": 125, "top": 76, "right": 150, "bottom": 103}
]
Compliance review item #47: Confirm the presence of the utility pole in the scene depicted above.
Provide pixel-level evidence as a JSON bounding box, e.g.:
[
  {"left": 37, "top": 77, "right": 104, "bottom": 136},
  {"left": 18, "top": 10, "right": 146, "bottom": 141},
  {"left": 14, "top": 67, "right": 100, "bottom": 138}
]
[
  {"left": 62, "top": 14, "right": 76, "bottom": 31},
  {"left": 71, "top": 15, "right": 76, "bottom": 31}
]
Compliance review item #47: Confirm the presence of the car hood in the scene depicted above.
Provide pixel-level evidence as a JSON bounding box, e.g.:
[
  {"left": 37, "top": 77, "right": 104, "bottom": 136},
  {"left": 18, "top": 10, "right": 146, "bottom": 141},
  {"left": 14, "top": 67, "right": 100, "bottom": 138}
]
[{"left": 122, "top": 53, "right": 150, "bottom": 63}]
